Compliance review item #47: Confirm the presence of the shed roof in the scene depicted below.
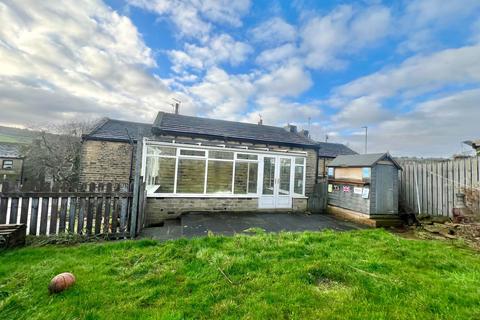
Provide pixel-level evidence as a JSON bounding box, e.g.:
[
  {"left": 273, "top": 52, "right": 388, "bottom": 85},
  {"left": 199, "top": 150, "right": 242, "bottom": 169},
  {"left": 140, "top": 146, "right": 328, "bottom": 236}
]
[
  {"left": 316, "top": 142, "right": 357, "bottom": 158},
  {"left": 328, "top": 153, "right": 402, "bottom": 170},
  {"left": 83, "top": 119, "right": 152, "bottom": 142},
  {"left": 0, "top": 143, "right": 22, "bottom": 158},
  {"left": 152, "top": 112, "right": 317, "bottom": 148}
]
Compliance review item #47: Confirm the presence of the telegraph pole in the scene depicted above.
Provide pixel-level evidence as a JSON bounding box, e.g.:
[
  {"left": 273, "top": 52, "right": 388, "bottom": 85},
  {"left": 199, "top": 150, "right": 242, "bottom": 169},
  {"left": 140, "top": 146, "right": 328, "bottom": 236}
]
[{"left": 362, "top": 126, "right": 368, "bottom": 154}]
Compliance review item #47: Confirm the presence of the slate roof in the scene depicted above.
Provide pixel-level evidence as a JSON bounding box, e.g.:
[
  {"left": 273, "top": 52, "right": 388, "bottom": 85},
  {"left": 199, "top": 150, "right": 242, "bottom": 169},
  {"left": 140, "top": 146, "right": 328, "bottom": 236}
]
[
  {"left": 328, "top": 153, "right": 402, "bottom": 170},
  {"left": 316, "top": 142, "right": 357, "bottom": 158},
  {"left": 0, "top": 143, "right": 22, "bottom": 158},
  {"left": 152, "top": 112, "right": 317, "bottom": 148},
  {"left": 83, "top": 119, "right": 152, "bottom": 142}
]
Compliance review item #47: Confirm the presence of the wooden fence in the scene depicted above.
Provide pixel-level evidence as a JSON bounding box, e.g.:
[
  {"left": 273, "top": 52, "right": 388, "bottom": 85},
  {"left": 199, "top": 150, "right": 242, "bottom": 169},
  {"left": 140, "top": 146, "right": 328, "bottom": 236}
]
[
  {"left": 308, "top": 178, "right": 328, "bottom": 213},
  {"left": 397, "top": 157, "right": 480, "bottom": 217},
  {"left": 0, "top": 181, "right": 147, "bottom": 238}
]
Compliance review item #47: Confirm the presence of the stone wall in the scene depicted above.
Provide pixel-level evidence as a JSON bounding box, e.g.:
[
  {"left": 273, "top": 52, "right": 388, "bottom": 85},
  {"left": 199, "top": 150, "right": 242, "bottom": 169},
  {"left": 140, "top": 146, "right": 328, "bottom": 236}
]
[
  {"left": 0, "top": 158, "right": 23, "bottom": 182},
  {"left": 79, "top": 140, "right": 134, "bottom": 184},
  {"left": 145, "top": 197, "right": 308, "bottom": 226}
]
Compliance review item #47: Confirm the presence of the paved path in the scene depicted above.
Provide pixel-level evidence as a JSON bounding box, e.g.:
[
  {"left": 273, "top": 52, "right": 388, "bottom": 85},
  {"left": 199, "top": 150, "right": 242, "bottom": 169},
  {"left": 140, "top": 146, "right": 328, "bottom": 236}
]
[{"left": 140, "top": 212, "right": 366, "bottom": 241}]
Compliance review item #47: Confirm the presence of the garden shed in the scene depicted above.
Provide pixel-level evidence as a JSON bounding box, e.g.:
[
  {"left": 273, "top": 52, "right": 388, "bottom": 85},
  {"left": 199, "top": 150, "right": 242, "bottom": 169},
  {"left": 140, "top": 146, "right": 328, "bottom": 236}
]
[{"left": 326, "top": 153, "right": 402, "bottom": 226}]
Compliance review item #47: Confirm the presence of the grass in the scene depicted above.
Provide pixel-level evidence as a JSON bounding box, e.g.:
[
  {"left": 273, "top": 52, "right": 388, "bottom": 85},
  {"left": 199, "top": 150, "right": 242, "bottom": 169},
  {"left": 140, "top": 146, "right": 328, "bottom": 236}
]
[{"left": 0, "top": 229, "right": 479, "bottom": 319}]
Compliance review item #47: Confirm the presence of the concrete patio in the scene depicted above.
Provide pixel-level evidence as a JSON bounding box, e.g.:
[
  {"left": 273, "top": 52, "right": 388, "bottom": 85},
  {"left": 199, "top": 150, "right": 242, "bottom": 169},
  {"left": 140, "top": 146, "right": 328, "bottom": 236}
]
[{"left": 140, "top": 212, "right": 366, "bottom": 241}]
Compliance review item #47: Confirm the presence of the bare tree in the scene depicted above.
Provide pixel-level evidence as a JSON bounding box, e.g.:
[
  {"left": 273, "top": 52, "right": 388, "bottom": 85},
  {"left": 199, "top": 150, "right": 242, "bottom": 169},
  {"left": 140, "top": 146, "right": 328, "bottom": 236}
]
[{"left": 22, "top": 119, "right": 102, "bottom": 188}]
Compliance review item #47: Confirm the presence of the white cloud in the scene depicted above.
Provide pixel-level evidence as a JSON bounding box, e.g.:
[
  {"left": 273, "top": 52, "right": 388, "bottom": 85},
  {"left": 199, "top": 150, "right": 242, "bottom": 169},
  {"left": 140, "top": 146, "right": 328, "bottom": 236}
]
[
  {"left": 188, "top": 67, "right": 255, "bottom": 119},
  {"left": 250, "top": 17, "right": 297, "bottom": 46},
  {"left": 255, "top": 43, "right": 298, "bottom": 66},
  {"left": 402, "top": 0, "right": 480, "bottom": 29},
  {"left": 244, "top": 97, "right": 321, "bottom": 127},
  {"left": 358, "top": 89, "right": 480, "bottom": 157},
  {"left": 336, "top": 45, "right": 480, "bottom": 99},
  {"left": 397, "top": 0, "right": 480, "bottom": 53},
  {"left": 168, "top": 34, "right": 252, "bottom": 73},
  {"left": 255, "top": 63, "right": 312, "bottom": 97},
  {"left": 128, "top": 0, "right": 250, "bottom": 38},
  {"left": 326, "top": 43, "right": 480, "bottom": 156},
  {"left": 332, "top": 96, "right": 392, "bottom": 128},
  {"left": 0, "top": 0, "right": 177, "bottom": 126},
  {"left": 300, "top": 5, "right": 391, "bottom": 69}
]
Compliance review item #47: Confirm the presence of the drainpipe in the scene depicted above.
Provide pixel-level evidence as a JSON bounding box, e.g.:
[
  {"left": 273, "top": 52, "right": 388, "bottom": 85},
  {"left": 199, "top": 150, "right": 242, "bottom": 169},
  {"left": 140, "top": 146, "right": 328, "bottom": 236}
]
[
  {"left": 315, "top": 147, "right": 320, "bottom": 184},
  {"left": 126, "top": 129, "right": 135, "bottom": 191}
]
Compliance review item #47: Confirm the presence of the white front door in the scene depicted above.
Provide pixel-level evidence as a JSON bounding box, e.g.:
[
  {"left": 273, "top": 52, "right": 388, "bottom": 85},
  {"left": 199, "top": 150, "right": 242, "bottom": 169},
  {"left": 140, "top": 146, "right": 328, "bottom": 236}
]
[{"left": 258, "top": 156, "right": 293, "bottom": 209}]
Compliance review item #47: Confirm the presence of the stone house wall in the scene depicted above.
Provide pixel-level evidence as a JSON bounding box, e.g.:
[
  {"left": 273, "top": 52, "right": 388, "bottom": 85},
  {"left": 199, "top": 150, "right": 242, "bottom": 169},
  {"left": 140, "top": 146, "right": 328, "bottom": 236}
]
[
  {"left": 79, "top": 140, "right": 134, "bottom": 184},
  {"left": 145, "top": 197, "right": 307, "bottom": 226},
  {"left": 80, "top": 134, "right": 317, "bottom": 225}
]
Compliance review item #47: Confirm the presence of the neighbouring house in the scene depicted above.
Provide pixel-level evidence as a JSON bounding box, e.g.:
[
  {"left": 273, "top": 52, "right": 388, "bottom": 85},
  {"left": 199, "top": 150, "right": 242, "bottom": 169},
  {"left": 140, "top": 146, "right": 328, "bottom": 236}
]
[
  {"left": 0, "top": 143, "right": 24, "bottom": 184},
  {"left": 463, "top": 139, "right": 480, "bottom": 155},
  {"left": 316, "top": 142, "right": 357, "bottom": 177},
  {"left": 326, "top": 153, "right": 402, "bottom": 226},
  {"left": 81, "top": 112, "right": 321, "bottom": 226}
]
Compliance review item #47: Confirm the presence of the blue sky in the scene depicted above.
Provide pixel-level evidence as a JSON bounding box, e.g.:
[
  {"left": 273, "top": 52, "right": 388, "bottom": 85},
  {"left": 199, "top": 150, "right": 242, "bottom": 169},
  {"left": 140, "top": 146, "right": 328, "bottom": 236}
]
[{"left": 1, "top": 0, "right": 480, "bottom": 156}]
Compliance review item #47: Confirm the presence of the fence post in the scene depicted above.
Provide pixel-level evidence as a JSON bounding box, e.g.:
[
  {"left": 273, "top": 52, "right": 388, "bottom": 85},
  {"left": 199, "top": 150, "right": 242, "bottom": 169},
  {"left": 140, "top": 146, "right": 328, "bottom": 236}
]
[{"left": 130, "top": 136, "right": 144, "bottom": 238}]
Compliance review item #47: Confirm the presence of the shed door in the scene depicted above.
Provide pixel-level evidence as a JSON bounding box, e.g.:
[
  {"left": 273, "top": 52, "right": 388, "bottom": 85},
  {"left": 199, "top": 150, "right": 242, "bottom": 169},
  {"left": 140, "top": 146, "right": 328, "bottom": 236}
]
[{"left": 375, "top": 165, "right": 395, "bottom": 214}]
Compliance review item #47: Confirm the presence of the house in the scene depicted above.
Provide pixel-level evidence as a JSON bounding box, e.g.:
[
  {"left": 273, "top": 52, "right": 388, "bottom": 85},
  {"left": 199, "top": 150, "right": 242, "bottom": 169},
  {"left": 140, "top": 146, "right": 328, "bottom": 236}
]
[
  {"left": 326, "top": 153, "right": 402, "bottom": 226},
  {"left": 463, "top": 139, "right": 480, "bottom": 155},
  {"left": 316, "top": 142, "right": 357, "bottom": 177},
  {"left": 0, "top": 143, "right": 24, "bottom": 184},
  {"left": 81, "top": 112, "right": 320, "bottom": 226}
]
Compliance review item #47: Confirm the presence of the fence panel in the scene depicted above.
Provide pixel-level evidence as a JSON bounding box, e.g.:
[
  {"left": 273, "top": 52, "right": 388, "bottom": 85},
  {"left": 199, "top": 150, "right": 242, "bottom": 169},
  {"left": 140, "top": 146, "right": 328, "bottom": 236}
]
[
  {"left": 0, "top": 182, "right": 142, "bottom": 238},
  {"left": 397, "top": 157, "right": 480, "bottom": 216}
]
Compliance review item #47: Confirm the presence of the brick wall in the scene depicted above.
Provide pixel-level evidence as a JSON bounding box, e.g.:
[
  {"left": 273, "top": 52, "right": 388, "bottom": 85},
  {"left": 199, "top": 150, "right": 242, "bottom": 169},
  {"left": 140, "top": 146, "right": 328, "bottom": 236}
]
[{"left": 79, "top": 140, "right": 134, "bottom": 184}]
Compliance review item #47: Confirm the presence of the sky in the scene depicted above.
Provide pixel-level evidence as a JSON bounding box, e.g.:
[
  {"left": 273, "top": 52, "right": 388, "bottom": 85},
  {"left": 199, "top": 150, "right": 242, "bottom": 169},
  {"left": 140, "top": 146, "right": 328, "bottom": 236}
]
[{"left": 0, "top": 0, "right": 479, "bottom": 157}]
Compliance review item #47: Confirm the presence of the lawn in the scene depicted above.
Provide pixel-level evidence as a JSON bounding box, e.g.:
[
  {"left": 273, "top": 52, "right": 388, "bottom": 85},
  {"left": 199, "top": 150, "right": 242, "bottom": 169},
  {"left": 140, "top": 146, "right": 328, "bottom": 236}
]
[{"left": 0, "top": 229, "right": 479, "bottom": 319}]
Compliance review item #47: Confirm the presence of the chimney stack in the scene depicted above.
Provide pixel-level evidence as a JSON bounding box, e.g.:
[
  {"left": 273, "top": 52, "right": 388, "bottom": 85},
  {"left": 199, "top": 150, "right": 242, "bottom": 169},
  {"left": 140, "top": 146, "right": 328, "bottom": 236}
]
[
  {"left": 174, "top": 102, "right": 179, "bottom": 114},
  {"left": 284, "top": 124, "right": 297, "bottom": 133},
  {"left": 258, "top": 114, "right": 263, "bottom": 125}
]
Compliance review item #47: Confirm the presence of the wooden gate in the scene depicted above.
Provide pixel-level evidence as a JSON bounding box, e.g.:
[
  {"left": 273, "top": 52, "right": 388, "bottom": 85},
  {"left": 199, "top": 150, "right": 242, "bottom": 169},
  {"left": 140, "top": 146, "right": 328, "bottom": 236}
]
[{"left": 308, "top": 178, "right": 328, "bottom": 213}]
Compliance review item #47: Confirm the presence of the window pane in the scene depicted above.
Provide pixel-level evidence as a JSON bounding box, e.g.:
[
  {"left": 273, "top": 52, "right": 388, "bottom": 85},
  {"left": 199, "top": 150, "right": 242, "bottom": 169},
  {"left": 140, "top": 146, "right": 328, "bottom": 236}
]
[
  {"left": 262, "top": 157, "right": 275, "bottom": 195},
  {"left": 248, "top": 163, "right": 258, "bottom": 193},
  {"left": 294, "top": 165, "right": 304, "bottom": 194},
  {"left": 180, "top": 149, "right": 205, "bottom": 157},
  {"left": 209, "top": 150, "right": 234, "bottom": 160},
  {"left": 362, "top": 167, "right": 371, "bottom": 178},
  {"left": 177, "top": 159, "right": 206, "bottom": 193},
  {"left": 295, "top": 157, "right": 305, "bottom": 165},
  {"left": 279, "top": 158, "right": 291, "bottom": 195},
  {"left": 146, "top": 145, "right": 176, "bottom": 156},
  {"left": 237, "top": 153, "right": 258, "bottom": 160},
  {"left": 234, "top": 162, "right": 258, "bottom": 194},
  {"left": 145, "top": 156, "right": 175, "bottom": 193},
  {"left": 207, "top": 161, "right": 233, "bottom": 193}
]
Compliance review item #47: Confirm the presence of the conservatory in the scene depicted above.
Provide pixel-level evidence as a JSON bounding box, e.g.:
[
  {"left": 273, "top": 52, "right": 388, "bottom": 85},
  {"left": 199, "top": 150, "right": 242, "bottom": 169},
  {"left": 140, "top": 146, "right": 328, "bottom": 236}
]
[{"left": 142, "top": 140, "right": 307, "bottom": 209}]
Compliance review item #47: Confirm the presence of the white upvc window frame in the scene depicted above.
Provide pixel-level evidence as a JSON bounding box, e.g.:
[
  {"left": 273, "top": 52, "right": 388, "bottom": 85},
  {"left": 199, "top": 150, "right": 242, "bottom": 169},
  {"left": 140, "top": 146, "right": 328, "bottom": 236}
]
[{"left": 141, "top": 139, "right": 307, "bottom": 198}]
